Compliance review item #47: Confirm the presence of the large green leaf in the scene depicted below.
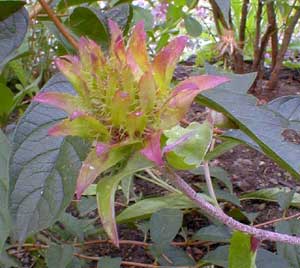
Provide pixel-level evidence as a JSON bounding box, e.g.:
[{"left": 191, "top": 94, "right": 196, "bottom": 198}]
[
  {"left": 116, "top": 193, "right": 211, "bottom": 223},
  {"left": 0, "top": 1, "right": 25, "bottom": 21},
  {"left": 0, "top": 7, "right": 28, "bottom": 63},
  {"left": 0, "top": 130, "right": 11, "bottom": 251},
  {"left": 96, "top": 153, "right": 153, "bottom": 245},
  {"left": 9, "top": 74, "right": 91, "bottom": 242},
  {"left": 198, "top": 65, "right": 300, "bottom": 179}
]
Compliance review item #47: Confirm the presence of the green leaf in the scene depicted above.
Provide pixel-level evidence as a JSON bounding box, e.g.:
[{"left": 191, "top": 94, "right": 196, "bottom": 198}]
[
  {"left": 215, "top": 0, "right": 230, "bottom": 26},
  {"left": 117, "top": 193, "right": 211, "bottom": 223},
  {"left": 205, "top": 139, "right": 241, "bottom": 161},
  {"left": 193, "top": 224, "right": 231, "bottom": 242},
  {"left": 192, "top": 166, "right": 233, "bottom": 193},
  {"left": 77, "top": 196, "right": 97, "bottom": 217},
  {"left": 153, "top": 244, "right": 195, "bottom": 266},
  {"left": 276, "top": 219, "right": 300, "bottom": 267},
  {"left": 0, "top": 130, "right": 11, "bottom": 251},
  {"left": 9, "top": 74, "right": 91, "bottom": 243},
  {"left": 0, "top": 83, "right": 14, "bottom": 115},
  {"left": 202, "top": 246, "right": 290, "bottom": 268},
  {"left": 45, "top": 244, "right": 74, "bottom": 268},
  {"left": 121, "top": 174, "right": 134, "bottom": 204},
  {"left": 97, "top": 256, "right": 122, "bottom": 268},
  {"left": 96, "top": 153, "right": 153, "bottom": 245},
  {"left": 132, "top": 6, "right": 154, "bottom": 31},
  {"left": 277, "top": 189, "right": 296, "bottom": 210},
  {"left": 150, "top": 208, "right": 183, "bottom": 246},
  {"left": 166, "top": 4, "right": 183, "bottom": 22},
  {"left": 0, "top": 1, "right": 25, "bottom": 21},
  {"left": 0, "top": 249, "right": 19, "bottom": 268},
  {"left": 164, "top": 121, "right": 213, "bottom": 170},
  {"left": 184, "top": 15, "right": 202, "bottom": 37},
  {"left": 68, "top": 7, "right": 109, "bottom": 47},
  {"left": 199, "top": 65, "right": 300, "bottom": 179},
  {"left": 229, "top": 231, "right": 257, "bottom": 268},
  {"left": 241, "top": 187, "right": 300, "bottom": 208},
  {"left": 0, "top": 7, "right": 28, "bottom": 64}
]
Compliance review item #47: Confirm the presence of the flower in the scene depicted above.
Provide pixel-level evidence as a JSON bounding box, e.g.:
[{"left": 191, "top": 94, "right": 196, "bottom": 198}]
[{"left": 34, "top": 20, "right": 229, "bottom": 199}]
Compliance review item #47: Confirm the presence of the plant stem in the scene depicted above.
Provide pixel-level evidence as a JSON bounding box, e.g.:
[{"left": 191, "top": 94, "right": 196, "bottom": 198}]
[
  {"left": 165, "top": 167, "right": 300, "bottom": 245},
  {"left": 203, "top": 161, "right": 219, "bottom": 208},
  {"left": 37, "top": 0, "right": 78, "bottom": 50}
]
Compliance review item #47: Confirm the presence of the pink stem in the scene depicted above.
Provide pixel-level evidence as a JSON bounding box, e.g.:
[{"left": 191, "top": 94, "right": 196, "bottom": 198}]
[{"left": 166, "top": 167, "right": 300, "bottom": 245}]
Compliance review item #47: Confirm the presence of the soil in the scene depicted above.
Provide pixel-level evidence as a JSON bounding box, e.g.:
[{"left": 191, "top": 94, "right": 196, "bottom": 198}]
[{"left": 12, "top": 66, "right": 300, "bottom": 267}]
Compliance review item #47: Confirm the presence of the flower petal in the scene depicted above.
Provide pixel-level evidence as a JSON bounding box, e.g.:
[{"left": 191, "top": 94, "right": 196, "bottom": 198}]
[
  {"left": 48, "top": 115, "right": 110, "bottom": 141},
  {"left": 153, "top": 36, "right": 188, "bottom": 92},
  {"left": 140, "top": 131, "right": 163, "bottom": 166},
  {"left": 128, "top": 21, "right": 150, "bottom": 72},
  {"left": 33, "top": 92, "right": 79, "bottom": 115}
]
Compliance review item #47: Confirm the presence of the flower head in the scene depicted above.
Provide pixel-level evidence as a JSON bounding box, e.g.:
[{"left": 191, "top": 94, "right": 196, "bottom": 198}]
[{"left": 34, "top": 20, "right": 229, "bottom": 198}]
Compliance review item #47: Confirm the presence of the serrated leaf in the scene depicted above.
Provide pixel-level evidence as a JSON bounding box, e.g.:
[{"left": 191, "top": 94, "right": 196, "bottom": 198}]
[
  {"left": 0, "top": 130, "right": 11, "bottom": 251},
  {"left": 229, "top": 231, "right": 256, "bottom": 268},
  {"left": 0, "top": 7, "right": 28, "bottom": 63},
  {"left": 193, "top": 224, "right": 231, "bottom": 242},
  {"left": 46, "top": 244, "right": 74, "bottom": 268},
  {"left": 9, "top": 74, "right": 91, "bottom": 242},
  {"left": 96, "top": 153, "right": 153, "bottom": 246},
  {"left": 150, "top": 208, "right": 183, "bottom": 246},
  {"left": 241, "top": 187, "right": 300, "bottom": 208},
  {"left": 199, "top": 65, "right": 300, "bottom": 179},
  {"left": 97, "top": 256, "right": 122, "bottom": 268},
  {"left": 164, "top": 121, "right": 213, "bottom": 170},
  {"left": 184, "top": 15, "right": 202, "bottom": 37}
]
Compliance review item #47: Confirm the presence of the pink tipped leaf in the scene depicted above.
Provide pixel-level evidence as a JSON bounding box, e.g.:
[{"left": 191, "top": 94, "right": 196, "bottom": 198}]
[
  {"left": 48, "top": 115, "right": 110, "bottom": 141},
  {"left": 153, "top": 36, "right": 188, "bottom": 92},
  {"left": 127, "top": 21, "right": 150, "bottom": 72},
  {"left": 33, "top": 92, "right": 79, "bottom": 115},
  {"left": 108, "top": 19, "right": 126, "bottom": 62},
  {"left": 140, "top": 131, "right": 164, "bottom": 166},
  {"left": 160, "top": 75, "right": 230, "bottom": 128},
  {"left": 76, "top": 146, "right": 125, "bottom": 199}
]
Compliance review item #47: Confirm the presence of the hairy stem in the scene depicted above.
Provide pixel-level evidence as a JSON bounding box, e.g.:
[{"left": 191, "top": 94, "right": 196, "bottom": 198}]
[
  {"left": 165, "top": 167, "right": 300, "bottom": 245},
  {"left": 38, "top": 0, "right": 78, "bottom": 50}
]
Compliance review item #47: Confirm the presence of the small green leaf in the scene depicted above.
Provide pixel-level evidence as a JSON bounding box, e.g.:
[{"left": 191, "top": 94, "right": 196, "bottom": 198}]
[
  {"left": 77, "top": 196, "right": 97, "bottom": 216},
  {"left": 46, "top": 244, "right": 74, "bottom": 268},
  {"left": 164, "top": 121, "right": 213, "bottom": 170},
  {"left": 0, "top": 83, "right": 14, "bottom": 115},
  {"left": 193, "top": 225, "right": 231, "bottom": 242},
  {"left": 97, "top": 256, "right": 121, "bottom": 268},
  {"left": 229, "top": 231, "right": 257, "bottom": 268},
  {"left": 96, "top": 153, "right": 153, "bottom": 245},
  {"left": 117, "top": 193, "right": 207, "bottom": 223},
  {"left": 132, "top": 6, "right": 154, "bottom": 31},
  {"left": 205, "top": 139, "right": 241, "bottom": 161},
  {"left": 184, "top": 15, "right": 202, "bottom": 37},
  {"left": 202, "top": 245, "right": 229, "bottom": 267},
  {"left": 150, "top": 208, "right": 183, "bottom": 246},
  {"left": 241, "top": 187, "right": 300, "bottom": 208},
  {"left": 277, "top": 189, "right": 296, "bottom": 210}
]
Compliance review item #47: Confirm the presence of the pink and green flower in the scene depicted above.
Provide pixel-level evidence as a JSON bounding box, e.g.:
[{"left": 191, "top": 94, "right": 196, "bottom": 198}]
[{"left": 34, "top": 20, "right": 229, "bottom": 199}]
